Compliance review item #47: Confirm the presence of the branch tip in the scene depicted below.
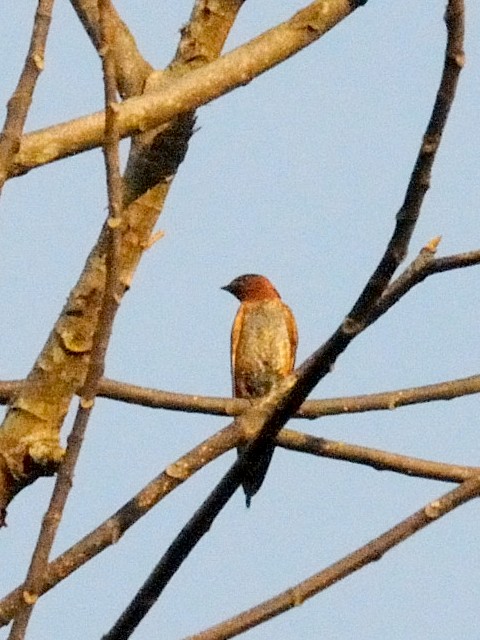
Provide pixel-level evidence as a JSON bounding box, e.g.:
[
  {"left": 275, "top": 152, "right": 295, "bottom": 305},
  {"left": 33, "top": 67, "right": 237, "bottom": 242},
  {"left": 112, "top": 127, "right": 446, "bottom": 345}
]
[{"left": 424, "top": 235, "right": 442, "bottom": 253}]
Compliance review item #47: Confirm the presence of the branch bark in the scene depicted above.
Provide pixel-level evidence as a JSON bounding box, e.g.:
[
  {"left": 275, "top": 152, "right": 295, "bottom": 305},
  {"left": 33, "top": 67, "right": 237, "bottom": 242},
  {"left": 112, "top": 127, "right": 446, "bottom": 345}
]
[
  {"left": 0, "top": 0, "right": 245, "bottom": 518},
  {"left": 10, "top": 0, "right": 359, "bottom": 179},
  {"left": 7, "top": 5, "right": 124, "bottom": 636},
  {"left": 0, "top": 0, "right": 55, "bottom": 194},
  {"left": 186, "top": 476, "right": 480, "bottom": 640}
]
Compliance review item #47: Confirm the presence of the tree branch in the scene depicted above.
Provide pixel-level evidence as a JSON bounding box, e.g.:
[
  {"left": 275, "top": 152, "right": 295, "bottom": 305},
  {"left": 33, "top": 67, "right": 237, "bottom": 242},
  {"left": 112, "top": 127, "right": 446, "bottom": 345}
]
[
  {"left": 277, "top": 429, "right": 480, "bottom": 483},
  {"left": 10, "top": 0, "right": 360, "bottom": 179},
  {"left": 371, "top": 239, "right": 480, "bottom": 324},
  {"left": 0, "top": 0, "right": 245, "bottom": 518},
  {"left": 7, "top": 6, "right": 124, "bottom": 636},
  {"left": 1, "top": 366, "right": 480, "bottom": 420},
  {"left": 100, "top": 3, "right": 465, "bottom": 634},
  {"left": 68, "top": 0, "right": 152, "bottom": 98},
  {"left": 185, "top": 476, "right": 480, "bottom": 640},
  {"left": 0, "top": 0, "right": 55, "bottom": 196},
  {"left": 0, "top": 422, "right": 240, "bottom": 626},
  {"left": 1, "top": 418, "right": 477, "bottom": 627}
]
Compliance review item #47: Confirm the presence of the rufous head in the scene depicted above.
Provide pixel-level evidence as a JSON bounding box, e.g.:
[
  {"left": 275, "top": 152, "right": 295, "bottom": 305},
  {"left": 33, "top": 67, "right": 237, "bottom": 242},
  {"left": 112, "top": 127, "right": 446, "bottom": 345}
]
[{"left": 221, "top": 274, "right": 281, "bottom": 302}]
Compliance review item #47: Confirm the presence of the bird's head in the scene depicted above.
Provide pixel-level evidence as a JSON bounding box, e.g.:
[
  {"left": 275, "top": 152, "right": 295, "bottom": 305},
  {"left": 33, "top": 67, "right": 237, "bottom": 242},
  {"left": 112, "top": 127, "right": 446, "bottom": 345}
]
[{"left": 221, "top": 274, "right": 281, "bottom": 302}]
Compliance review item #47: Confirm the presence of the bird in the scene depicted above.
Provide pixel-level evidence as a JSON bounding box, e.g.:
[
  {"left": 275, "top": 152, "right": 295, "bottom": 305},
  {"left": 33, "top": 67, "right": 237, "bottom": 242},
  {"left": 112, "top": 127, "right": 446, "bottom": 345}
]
[{"left": 222, "top": 274, "right": 298, "bottom": 506}]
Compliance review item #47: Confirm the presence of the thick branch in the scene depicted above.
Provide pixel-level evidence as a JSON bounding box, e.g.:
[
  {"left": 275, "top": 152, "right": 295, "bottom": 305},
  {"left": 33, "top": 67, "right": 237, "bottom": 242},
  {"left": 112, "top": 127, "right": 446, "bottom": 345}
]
[
  {"left": 120, "top": 0, "right": 247, "bottom": 205},
  {"left": 69, "top": 0, "right": 152, "bottom": 98},
  {"left": 0, "top": 0, "right": 245, "bottom": 518},
  {"left": 10, "top": 0, "right": 358, "bottom": 179}
]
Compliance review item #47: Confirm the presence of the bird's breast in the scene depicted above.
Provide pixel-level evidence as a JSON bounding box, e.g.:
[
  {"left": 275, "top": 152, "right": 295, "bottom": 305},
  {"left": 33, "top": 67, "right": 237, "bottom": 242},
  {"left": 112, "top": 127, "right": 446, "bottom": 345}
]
[{"left": 233, "top": 300, "right": 294, "bottom": 398}]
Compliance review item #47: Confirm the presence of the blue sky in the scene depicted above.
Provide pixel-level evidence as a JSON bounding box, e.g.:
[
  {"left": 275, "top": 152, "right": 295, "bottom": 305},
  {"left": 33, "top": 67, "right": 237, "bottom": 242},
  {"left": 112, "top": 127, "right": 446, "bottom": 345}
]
[{"left": 0, "top": 1, "right": 479, "bottom": 638}]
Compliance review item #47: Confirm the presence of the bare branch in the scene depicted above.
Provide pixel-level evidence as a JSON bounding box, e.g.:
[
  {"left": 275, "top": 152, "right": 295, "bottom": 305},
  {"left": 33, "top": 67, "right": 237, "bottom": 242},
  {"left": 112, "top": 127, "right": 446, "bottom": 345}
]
[
  {"left": 2, "top": 366, "right": 480, "bottom": 420},
  {"left": 69, "top": 0, "right": 152, "bottom": 97},
  {"left": 297, "top": 0, "right": 465, "bottom": 395},
  {"left": 120, "top": 0, "right": 247, "bottom": 207},
  {"left": 10, "top": 0, "right": 360, "bottom": 179},
  {"left": 0, "top": 0, "right": 55, "bottom": 195},
  {"left": 1, "top": 416, "right": 477, "bottom": 627},
  {"left": 277, "top": 429, "right": 480, "bottom": 483},
  {"left": 7, "top": 5, "right": 124, "bottom": 636},
  {"left": 347, "top": 0, "right": 465, "bottom": 323},
  {"left": 185, "top": 476, "right": 480, "bottom": 640},
  {"left": 371, "top": 242, "right": 480, "bottom": 323},
  {"left": 100, "top": 3, "right": 465, "bottom": 633},
  {"left": 298, "top": 373, "right": 480, "bottom": 417},
  {"left": 0, "top": 423, "right": 240, "bottom": 626}
]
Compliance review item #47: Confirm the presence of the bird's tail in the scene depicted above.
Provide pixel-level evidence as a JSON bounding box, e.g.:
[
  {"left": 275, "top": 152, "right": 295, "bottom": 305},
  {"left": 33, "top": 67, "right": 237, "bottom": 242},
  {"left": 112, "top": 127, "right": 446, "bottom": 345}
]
[{"left": 237, "top": 441, "right": 275, "bottom": 507}]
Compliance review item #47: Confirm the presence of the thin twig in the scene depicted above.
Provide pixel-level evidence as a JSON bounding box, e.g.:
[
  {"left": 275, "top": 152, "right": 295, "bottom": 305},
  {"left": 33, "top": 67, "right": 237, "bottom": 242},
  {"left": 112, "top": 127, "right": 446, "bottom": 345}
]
[
  {"left": 349, "top": 1, "right": 465, "bottom": 322},
  {"left": 0, "top": 0, "right": 55, "bottom": 195},
  {"left": 185, "top": 476, "right": 480, "bottom": 640},
  {"left": 6, "top": 4, "right": 123, "bottom": 637},
  {"left": 277, "top": 429, "right": 480, "bottom": 483},
  {"left": 370, "top": 240, "right": 480, "bottom": 324},
  {"left": 101, "top": 432, "right": 265, "bottom": 638}
]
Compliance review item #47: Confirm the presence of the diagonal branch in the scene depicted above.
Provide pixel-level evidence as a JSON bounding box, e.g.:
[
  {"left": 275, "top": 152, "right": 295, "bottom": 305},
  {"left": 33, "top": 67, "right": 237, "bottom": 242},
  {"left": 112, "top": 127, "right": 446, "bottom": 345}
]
[
  {"left": 69, "top": 0, "right": 152, "bottom": 98},
  {"left": 0, "top": 0, "right": 55, "bottom": 196},
  {"left": 297, "top": 0, "right": 465, "bottom": 394},
  {"left": 1, "top": 418, "right": 477, "bottom": 627},
  {"left": 185, "top": 476, "right": 480, "bottom": 640},
  {"left": 10, "top": 0, "right": 362, "bottom": 179},
  {"left": 277, "top": 429, "right": 480, "bottom": 483},
  {"left": 0, "top": 422, "right": 240, "bottom": 626},
  {"left": 371, "top": 240, "right": 480, "bottom": 324}
]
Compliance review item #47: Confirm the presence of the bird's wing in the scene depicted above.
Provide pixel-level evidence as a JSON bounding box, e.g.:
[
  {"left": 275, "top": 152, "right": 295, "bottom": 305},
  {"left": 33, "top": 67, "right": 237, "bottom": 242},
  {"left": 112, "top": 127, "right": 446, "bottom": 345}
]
[
  {"left": 283, "top": 302, "right": 298, "bottom": 371},
  {"left": 230, "top": 304, "right": 245, "bottom": 397}
]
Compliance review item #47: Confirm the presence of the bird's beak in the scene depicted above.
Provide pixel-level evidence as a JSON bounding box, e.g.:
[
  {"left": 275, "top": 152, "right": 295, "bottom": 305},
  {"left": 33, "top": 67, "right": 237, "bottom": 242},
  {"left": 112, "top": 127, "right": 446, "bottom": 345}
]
[{"left": 221, "top": 284, "right": 232, "bottom": 293}]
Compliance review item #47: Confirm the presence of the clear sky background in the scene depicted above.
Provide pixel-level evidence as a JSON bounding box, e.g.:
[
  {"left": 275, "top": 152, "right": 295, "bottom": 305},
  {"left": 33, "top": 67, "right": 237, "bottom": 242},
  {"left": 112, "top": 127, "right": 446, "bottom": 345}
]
[{"left": 0, "top": 1, "right": 479, "bottom": 638}]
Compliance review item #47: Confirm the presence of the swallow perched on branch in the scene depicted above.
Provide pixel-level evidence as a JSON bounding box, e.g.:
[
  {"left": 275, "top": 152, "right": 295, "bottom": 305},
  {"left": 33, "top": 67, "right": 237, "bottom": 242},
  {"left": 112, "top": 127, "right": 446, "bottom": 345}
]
[{"left": 222, "top": 274, "right": 298, "bottom": 506}]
